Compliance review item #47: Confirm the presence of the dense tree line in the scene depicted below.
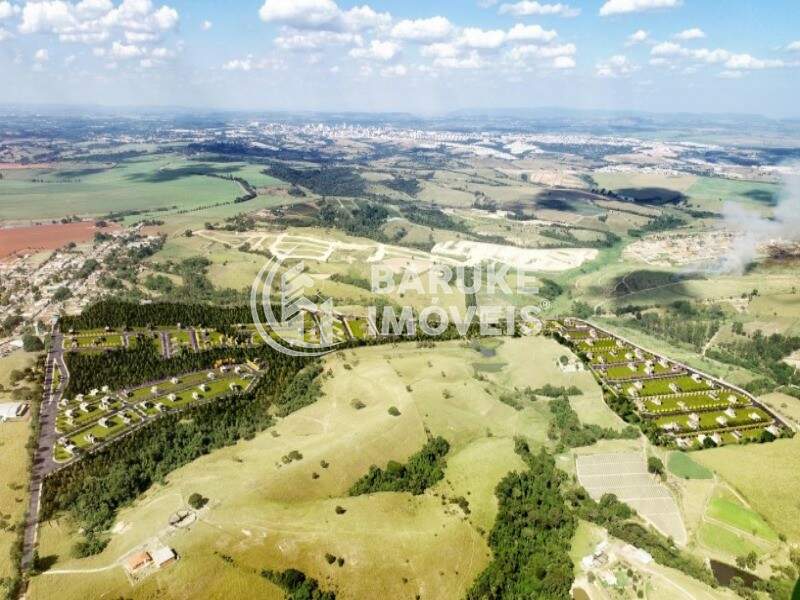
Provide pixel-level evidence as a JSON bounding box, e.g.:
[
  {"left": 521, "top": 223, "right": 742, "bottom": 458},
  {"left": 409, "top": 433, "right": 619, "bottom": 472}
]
[
  {"left": 548, "top": 397, "right": 639, "bottom": 449},
  {"left": 265, "top": 163, "right": 366, "bottom": 197},
  {"left": 42, "top": 349, "right": 318, "bottom": 551},
  {"left": 318, "top": 200, "right": 390, "bottom": 241},
  {"left": 467, "top": 440, "right": 576, "bottom": 599},
  {"left": 621, "top": 301, "right": 724, "bottom": 351},
  {"left": 628, "top": 214, "right": 686, "bottom": 237},
  {"left": 707, "top": 329, "right": 800, "bottom": 388},
  {"left": 348, "top": 436, "right": 449, "bottom": 496},
  {"left": 61, "top": 300, "right": 262, "bottom": 331},
  {"left": 384, "top": 176, "right": 421, "bottom": 196}
]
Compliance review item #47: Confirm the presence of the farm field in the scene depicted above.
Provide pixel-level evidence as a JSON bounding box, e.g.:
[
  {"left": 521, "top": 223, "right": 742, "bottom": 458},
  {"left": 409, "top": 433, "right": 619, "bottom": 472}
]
[
  {"left": 0, "top": 157, "right": 247, "bottom": 220},
  {"left": 575, "top": 451, "right": 687, "bottom": 544},
  {"left": 693, "top": 436, "right": 800, "bottom": 541},
  {"left": 667, "top": 452, "right": 713, "bottom": 479}
]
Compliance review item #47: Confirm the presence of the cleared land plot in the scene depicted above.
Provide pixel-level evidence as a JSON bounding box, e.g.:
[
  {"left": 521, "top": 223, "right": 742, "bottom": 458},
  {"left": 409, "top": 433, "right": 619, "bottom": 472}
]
[
  {"left": 655, "top": 407, "right": 771, "bottom": 433},
  {"left": 604, "top": 362, "right": 672, "bottom": 380},
  {"left": 638, "top": 375, "right": 713, "bottom": 397},
  {"left": 576, "top": 452, "right": 687, "bottom": 545},
  {"left": 667, "top": 452, "right": 713, "bottom": 479},
  {"left": 693, "top": 437, "right": 800, "bottom": 541},
  {"left": 643, "top": 392, "right": 748, "bottom": 415},
  {"left": 0, "top": 221, "right": 114, "bottom": 259}
]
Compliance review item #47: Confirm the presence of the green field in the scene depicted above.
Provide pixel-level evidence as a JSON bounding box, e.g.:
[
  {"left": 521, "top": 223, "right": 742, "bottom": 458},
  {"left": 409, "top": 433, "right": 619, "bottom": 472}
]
[
  {"left": 0, "top": 157, "right": 249, "bottom": 220},
  {"left": 667, "top": 452, "right": 713, "bottom": 479},
  {"left": 694, "top": 437, "right": 800, "bottom": 541},
  {"left": 706, "top": 496, "right": 779, "bottom": 542}
]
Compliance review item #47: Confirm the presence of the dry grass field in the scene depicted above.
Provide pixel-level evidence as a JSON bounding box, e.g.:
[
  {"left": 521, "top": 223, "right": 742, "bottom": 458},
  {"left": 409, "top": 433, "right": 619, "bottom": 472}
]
[{"left": 30, "top": 336, "right": 590, "bottom": 599}]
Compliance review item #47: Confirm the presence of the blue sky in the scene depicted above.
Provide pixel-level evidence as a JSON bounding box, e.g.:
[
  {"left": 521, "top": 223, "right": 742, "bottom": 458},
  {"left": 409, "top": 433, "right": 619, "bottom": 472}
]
[{"left": 0, "top": 0, "right": 798, "bottom": 116}]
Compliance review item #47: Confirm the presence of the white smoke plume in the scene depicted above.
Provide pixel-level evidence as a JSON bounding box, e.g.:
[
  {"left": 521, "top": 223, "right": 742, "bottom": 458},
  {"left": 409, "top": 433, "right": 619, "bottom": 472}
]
[{"left": 717, "top": 166, "right": 800, "bottom": 274}]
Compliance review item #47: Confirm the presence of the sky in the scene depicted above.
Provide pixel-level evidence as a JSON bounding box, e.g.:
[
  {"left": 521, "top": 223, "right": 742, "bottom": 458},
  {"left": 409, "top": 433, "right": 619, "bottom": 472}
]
[{"left": 0, "top": 0, "right": 798, "bottom": 117}]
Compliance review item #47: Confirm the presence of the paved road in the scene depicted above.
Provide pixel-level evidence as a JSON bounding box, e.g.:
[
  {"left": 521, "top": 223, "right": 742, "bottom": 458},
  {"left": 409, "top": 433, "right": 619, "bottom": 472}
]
[{"left": 21, "top": 329, "right": 68, "bottom": 571}]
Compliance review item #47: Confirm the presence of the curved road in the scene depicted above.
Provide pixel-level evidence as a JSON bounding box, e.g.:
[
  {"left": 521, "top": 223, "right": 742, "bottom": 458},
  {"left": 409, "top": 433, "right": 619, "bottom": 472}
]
[{"left": 21, "top": 328, "right": 67, "bottom": 571}]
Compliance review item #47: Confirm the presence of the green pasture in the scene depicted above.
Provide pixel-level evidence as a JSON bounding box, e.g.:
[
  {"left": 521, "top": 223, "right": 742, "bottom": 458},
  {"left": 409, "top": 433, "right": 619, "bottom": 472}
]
[{"left": 667, "top": 452, "right": 713, "bottom": 479}]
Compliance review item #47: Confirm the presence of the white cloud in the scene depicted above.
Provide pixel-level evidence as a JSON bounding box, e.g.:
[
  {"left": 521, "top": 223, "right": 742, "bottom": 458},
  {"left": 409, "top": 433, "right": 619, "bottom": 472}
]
[
  {"left": 391, "top": 16, "right": 453, "bottom": 42},
  {"left": 595, "top": 54, "right": 637, "bottom": 77},
  {"left": 0, "top": 26, "right": 11, "bottom": 41},
  {"left": 150, "top": 46, "right": 173, "bottom": 58},
  {"left": 690, "top": 48, "right": 729, "bottom": 64},
  {"left": 380, "top": 63, "right": 407, "bottom": 77},
  {"left": 222, "top": 54, "right": 285, "bottom": 71},
  {"left": 718, "top": 70, "right": 742, "bottom": 79},
  {"left": 498, "top": 1, "right": 579, "bottom": 17},
  {"left": 421, "top": 42, "right": 458, "bottom": 59},
  {"left": 552, "top": 55, "right": 575, "bottom": 68},
  {"left": 341, "top": 5, "right": 390, "bottom": 31},
  {"left": 258, "top": 0, "right": 388, "bottom": 32},
  {"left": 434, "top": 50, "right": 484, "bottom": 69},
  {"left": 139, "top": 57, "right": 153, "bottom": 68},
  {"left": 64, "top": 53, "right": 75, "bottom": 64},
  {"left": 506, "top": 23, "right": 557, "bottom": 43},
  {"left": 626, "top": 29, "right": 648, "bottom": 45},
  {"left": 124, "top": 30, "right": 157, "bottom": 43},
  {"left": 599, "top": 0, "right": 681, "bottom": 17},
  {"left": 258, "top": 0, "right": 339, "bottom": 29},
  {"left": 507, "top": 42, "right": 575, "bottom": 60},
  {"left": 674, "top": 27, "right": 705, "bottom": 40},
  {"left": 111, "top": 40, "right": 142, "bottom": 58},
  {"left": 92, "top": 46, "right": 105, "bottom": 56},
  {"left": 458, "top": 27, "right": 506, "bottom": 49},
  {"left": 275, "top": 30, "right": 361, "bottom": 50},
  {"left": 787, "top": 40, "right": 800, "bottom": 52},
  {"left": 349, "top": 39, "right": 399, "bottom": 61},
  {"left": 0, "top": 1, "right": 20, "bottom": 20},
  {"left": 17, "top": 0, "right": 180, "bottom": 46},
  {"left": 651, "top": 41, "right": 685, "bottom": 56},
  {"left": 201, "top": 19, "right": 212, "bottom": 31},
  {"left": 34, "top": 47, "right": 49, "bottom": 61},
  {"left": 724, "top": 53, "right": 783, "bottom": 70}
]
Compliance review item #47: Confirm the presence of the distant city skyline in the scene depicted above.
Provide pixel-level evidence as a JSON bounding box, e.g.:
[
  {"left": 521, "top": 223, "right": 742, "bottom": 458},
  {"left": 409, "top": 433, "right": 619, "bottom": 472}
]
[{"left": 0, "top": 0, "right": 798, "bottom": 117}]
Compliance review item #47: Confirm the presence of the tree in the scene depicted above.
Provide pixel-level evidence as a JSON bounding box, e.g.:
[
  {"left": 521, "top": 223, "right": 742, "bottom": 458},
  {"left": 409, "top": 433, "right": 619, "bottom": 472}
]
[
  {"left": 647, "top": 456, "right": 665, "bottom": 478},
  {"left": 22, "top": 334, "right": 44, "bottom": 352},
  {"left": 188, "top": 493, "right": 207, "bottom": 510}
]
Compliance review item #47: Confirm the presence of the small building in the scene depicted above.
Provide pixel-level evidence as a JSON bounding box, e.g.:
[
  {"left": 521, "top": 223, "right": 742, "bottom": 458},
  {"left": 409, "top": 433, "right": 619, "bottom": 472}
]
[
  {"left": 691, "top": 373, "right": 702, "bottom": 383},
  {"left": 207, "top": 371, "right": 216, "bottom": 380},
  {"left": 125, "top": 551, "right": 152, "bottom": 573},
  {"left": 150, "top": 385, "right": 159, "bottom": 395},
  {"left": 668, "top": 383, "right": 679, "bottom": 393},
  {"left": 100, "top": 397, "right": 112, "bottom": 410},
  {"left": 85, "top": 433, "right": 97, "bottom": 444},
  {"left": 198, "top": 383, "right": 209, "bottom": 392},
  {"left": 749, "top": 412, "right": 761, "bottom": 421},
  {"left": 79, "top": 402, "right": 91, "bottom": 413},
  {"left": 98, "top": 417, "right": 110, "bottom": 428},
  {"left": 155, "top": 403, "right": 166, "bottom": 412},
  {"left": 170, "top": 377, "right": 179, "bottom": 385},
  {"left": 715, "top": 415, "right": 728, "bottom": 427},
  {"left": 229, "top": 382, "right": 240, "bottom": 391},
  {"left": 767, "top": 425, "right": 781, "bottom": 437},
  {"left": 167, "top": 393, "right": 177, "bottom": 402},
  {"left": 151, "top": 546, "right": 177, "bottom": 568},
  {"left": 121, "top": 413, "right": 132, "bottom": 425},
  {"left": 724, "top": 407, "right": 736, "bottom": 419},
  {"left": 89, "top": 388, "right": 99, "bottom": 397}
]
